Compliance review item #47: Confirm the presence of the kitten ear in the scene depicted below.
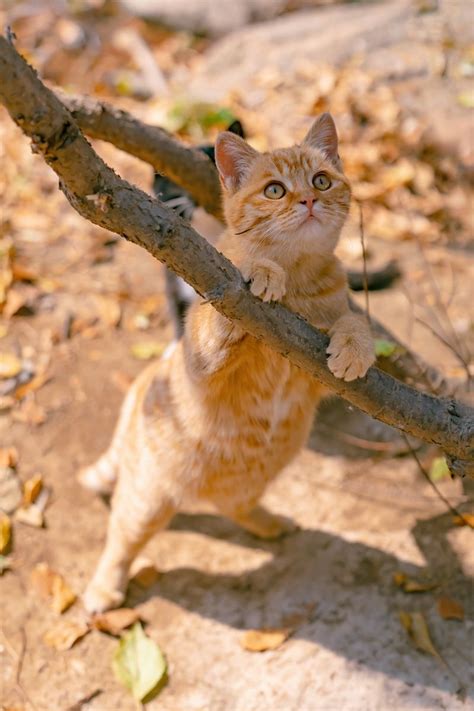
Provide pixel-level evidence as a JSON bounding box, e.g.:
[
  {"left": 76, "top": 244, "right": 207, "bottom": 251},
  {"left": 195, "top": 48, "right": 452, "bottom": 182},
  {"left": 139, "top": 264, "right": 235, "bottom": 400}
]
[
  {"left": 303, "top": 113, "right": 341, "bottom": 167},
  {"left": 215, "top": 132, "right": 258, "bottom": 191}
]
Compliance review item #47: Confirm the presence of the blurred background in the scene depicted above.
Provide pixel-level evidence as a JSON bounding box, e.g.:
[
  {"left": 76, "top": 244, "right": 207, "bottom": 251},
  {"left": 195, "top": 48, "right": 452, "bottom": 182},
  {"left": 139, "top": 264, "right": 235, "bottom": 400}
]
[{"left": 0, "top": 1, "right": 473, "bottom": 710}]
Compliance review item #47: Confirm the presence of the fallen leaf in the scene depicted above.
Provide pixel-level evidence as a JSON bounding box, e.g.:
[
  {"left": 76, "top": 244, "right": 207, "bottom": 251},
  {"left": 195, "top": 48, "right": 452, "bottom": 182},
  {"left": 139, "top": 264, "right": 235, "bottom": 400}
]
[
  {"left": 393, "top": 572, "right": 438, "bottom": 593},
  {"left": 374, "top": 339, "right": 398, "bottom": 358},
  {"left": 457, "top": 91, "right": 474, "bottom": 108},
  {"left": 0, "top": 446, "right": 18, "bottom": 468},
  {"left": 51, "top": 574, "right": 77, "bottom": 614},
  {"left": 437, "top": 597, "right": 464, "bottom": 621},
  {"left": 15, "top": 504, "right": 44, "bottom": 528},
  {"left": 12, "top": 399, "right": 47, "bottom": 426},
  {"left": 14, "top": 372, "right": 49, "bottom": 400},
  {"left": 130, "top": 341, "right": 165, "bottom": 360},
  {"left": 23, "top": 473, "right": 43, "bottom": 506},
  {"left": 0, "top": 352, "right": 22, "bottom": 379},
  {"left": 240, "top": 628, "right": 292, "bottom": 652},
  {"left": 429, "top": 457, "right": 450, "bottom": 482},
  {"left": 112, "top": 622, "right": 167, "bottom": 701},
  {"left": 452, "top": 513, "right": 474, "bottom": 528},
  {"left": 44, "top": 619, "right": 90, "bottom": 651},
  {"left": 92, "top": 608, "right": 141, "bottom": 636},
  {"left": 399, "top": 611, "right": 441, "bottom": 658},
  {"left": 30, "top": 562, "right": 76, "bottom": 612},
  {"left": 0, "top": 553, "right": 13, "bottom": 574},
  {"left": 0, "top": 466, "right": 22, "bottom": 513},
  {"left": 0, "top": 512, "right": 11, "bottom": 553}
]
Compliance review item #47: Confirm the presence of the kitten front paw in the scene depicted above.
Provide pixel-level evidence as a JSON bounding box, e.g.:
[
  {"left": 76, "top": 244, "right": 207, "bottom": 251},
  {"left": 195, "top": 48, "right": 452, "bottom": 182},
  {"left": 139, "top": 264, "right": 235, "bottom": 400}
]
[
  {"left": 83, "top": 581, "right": 125, "bottom": 614},
  {"left": 327, "top": 332, "right": 375, "bottom": 382},
  {"left": 241, "top": 259, "right": 286, "bottom": 302}
]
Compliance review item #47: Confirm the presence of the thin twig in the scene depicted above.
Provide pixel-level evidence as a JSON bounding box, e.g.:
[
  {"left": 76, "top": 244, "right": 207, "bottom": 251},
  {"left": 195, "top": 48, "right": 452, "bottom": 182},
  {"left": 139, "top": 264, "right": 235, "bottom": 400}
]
[
  {"left": 356, "top": 200, "right": 371, "bottom": 324},
  {"left": 0, "top": 626, "right": 39, "bottom": 711},
  {"left": 415, "top": 315, "right": 471, "bottom": 386},
  {"left": 401, "top": 434, "right": 472, "bottom": 526}
]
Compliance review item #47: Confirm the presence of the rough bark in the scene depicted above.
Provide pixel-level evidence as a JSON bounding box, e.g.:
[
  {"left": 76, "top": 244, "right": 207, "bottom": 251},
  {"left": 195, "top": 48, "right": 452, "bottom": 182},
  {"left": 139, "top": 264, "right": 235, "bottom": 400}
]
[{"left": 0, "top": 36, "right": 472, "bottom": 477}]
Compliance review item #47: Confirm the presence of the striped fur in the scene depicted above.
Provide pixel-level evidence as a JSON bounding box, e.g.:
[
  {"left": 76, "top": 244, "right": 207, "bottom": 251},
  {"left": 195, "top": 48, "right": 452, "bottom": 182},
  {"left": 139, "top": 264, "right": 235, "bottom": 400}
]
[{"left": 81, "top": 114, "right": 375, "bottom": 613}]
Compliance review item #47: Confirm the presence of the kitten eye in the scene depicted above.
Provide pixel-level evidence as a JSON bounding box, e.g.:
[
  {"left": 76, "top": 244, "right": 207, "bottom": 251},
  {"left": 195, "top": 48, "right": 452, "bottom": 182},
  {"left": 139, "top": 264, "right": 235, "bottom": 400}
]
[
  {"left": 312, "top": 172, "right": 332, "bottom": 191},
  {"left": 264, "top": 182, "right": 286, "bottom": 199}
]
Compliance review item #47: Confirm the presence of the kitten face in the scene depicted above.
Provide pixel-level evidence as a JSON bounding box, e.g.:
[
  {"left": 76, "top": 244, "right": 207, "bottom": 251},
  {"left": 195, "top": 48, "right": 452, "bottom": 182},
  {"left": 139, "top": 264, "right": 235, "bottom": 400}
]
[{"left": 216, "top": 114, "right": 351, "bottom": 262}]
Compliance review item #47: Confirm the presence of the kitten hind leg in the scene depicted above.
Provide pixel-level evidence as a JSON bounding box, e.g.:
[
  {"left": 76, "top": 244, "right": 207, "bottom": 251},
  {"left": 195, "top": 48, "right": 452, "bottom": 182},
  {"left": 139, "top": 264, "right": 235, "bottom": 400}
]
[
  {"left": 229, "top": 504, "right": 298, "bottom": 540},
  {"left": 83, "top": 488, "right": 175, "bottom": 613}
]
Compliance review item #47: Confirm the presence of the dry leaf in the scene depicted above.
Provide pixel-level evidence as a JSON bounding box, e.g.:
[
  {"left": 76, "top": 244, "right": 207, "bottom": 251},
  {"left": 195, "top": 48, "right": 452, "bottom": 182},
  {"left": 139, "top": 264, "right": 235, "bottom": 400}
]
[
  {"left": 44, "top": 619, "right": 90, "bottom": 651},
  {"left": 0, "top": 553, "right": 13, "bottom": 574},
  {"left": 0, "top": 466, "right": 22, "bottom": 513},
  {"left": 0, "top": 512, "right": 11, "bottom": 553},
  {"left": 51, "top": 574, "right": 77, "bottom": 614},
  {"left": 31, "top": 562, "right": 76, "bottom": 613},
  {"left": 0, "top": 446, "right": 18, "bottom": 468},
  {"left": 452, "top": 513, "right": 474, "bottom": 528},
  {"left": 130, "top": 341, "right": 165, "bottom": 360},
  {"left": 240, "top": 628, "right": 292, "bottom": 652},
  {"left": 15, "top": 504, "right": 44, "bottom": 528},
  {"left": 92, "top": 608, "right": 141, "bottom": 636},
  {"left": 14, "top": 372, "right": 49, "bottom": 400},
  {"left": 437, "top": 597, "right": 464, "bottom": 621},
  {"left": 23, "top": 473, "right": 43, "bottom": 506},
  {"left": 0, "top": 352, "right": 22, "bottom": 379},
  {"left": 393, "top": 572, "right": 438, "bottom": 593},
  {"left": 399, "top": 611, "right": 440, "bottom": 658}
]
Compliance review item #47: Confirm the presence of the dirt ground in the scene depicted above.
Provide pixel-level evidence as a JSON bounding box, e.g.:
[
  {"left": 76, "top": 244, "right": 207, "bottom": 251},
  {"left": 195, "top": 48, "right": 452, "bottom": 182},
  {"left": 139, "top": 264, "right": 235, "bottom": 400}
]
[{"left": 0, "top": 1, "right": 473, "bottom": 710}]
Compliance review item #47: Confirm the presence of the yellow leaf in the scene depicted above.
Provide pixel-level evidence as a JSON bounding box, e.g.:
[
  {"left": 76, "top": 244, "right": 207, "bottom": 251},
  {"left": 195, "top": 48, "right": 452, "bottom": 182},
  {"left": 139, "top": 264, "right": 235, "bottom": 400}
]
[
  {"left": 399, "top": 611, "right": 441, "bottom": 658},
  {"left": 23, "top": 473, "right": 43, "bottom": 506},
  {"left": 240, "top": 628, "right": 292, "bottom": 652},
  {"left": 92, "top": 608, "right": 142, "bottom": 636},
  {"left": 0, "top": 513, "right": 11, "bottom": 554},
  {"left": 51, "top": 574, "right": 76, "bottom": 614},
  {"left": 393, "top": 571, "right": 438, "bottom": 593},
  {"left": 131, "top": 342, "right": 165, "bottom": 360},
  {"left": 44, "top": 619, "right": 90, "bottom": 651},
  {"left": 437, "top": 597, "right": 464, "bottom": 621},
  {"left": 0, "top": 352, "right": 22, "bottom": 379}
]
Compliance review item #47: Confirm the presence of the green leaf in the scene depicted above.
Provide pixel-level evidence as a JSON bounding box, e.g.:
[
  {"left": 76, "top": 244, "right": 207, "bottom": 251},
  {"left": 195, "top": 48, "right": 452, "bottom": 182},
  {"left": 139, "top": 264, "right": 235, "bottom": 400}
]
[
  {"left": 112, "top": 623, "right": 166, "bottom": 701},
  {"left": 374, "top": 339, "right": 398, "bottom": 358},
  {"left": 429, "top": 456, "right": 450, "bottom": 482}
]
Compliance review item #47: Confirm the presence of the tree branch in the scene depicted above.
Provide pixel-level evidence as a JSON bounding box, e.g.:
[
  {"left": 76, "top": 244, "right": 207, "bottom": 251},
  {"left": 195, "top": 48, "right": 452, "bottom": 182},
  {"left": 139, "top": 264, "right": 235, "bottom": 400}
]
[
  {"left": 0, "top": 36, "right": 472, "bottom": 478},
  {"left": 57, "top": 90, "right": 465, "bottom": 400}
]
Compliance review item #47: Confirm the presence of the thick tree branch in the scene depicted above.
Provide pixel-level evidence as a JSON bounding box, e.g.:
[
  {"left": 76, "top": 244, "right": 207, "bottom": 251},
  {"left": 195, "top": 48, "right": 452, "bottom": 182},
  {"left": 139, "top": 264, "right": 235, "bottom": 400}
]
[{"left": 0, "top": 36, "right": 472, "bottom": 478}]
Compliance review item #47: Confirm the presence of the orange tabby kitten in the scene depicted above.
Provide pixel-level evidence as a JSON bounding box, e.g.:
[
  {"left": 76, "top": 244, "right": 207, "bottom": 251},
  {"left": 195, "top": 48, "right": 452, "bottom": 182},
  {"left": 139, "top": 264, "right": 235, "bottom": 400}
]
[{"left": 80, "top": 113, "right": 374, "bottom": 613}]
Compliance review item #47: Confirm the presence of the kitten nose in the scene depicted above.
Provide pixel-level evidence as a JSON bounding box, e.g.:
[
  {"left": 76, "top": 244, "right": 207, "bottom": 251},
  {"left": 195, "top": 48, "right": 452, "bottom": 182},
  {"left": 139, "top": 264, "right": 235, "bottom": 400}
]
[{"left": 300, "top": 197, "right": 316, "bottom": 210}]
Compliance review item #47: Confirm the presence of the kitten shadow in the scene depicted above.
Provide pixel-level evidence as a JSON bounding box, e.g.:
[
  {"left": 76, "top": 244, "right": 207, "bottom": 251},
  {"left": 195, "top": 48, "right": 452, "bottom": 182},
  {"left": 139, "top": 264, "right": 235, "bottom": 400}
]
[{"left": 129, "top": 511, "right": 472, "bottom": 700}]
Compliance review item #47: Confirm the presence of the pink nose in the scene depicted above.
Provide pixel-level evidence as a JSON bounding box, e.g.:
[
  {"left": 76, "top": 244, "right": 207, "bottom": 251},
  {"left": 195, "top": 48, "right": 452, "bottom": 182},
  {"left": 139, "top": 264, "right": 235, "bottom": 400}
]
[{"left": 300, "top": 197, "right": 316, "bottom": 210}]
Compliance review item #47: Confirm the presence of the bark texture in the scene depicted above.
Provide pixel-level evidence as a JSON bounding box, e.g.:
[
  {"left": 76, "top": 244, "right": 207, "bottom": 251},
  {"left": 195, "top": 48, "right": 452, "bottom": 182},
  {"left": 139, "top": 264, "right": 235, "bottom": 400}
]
[{"left": 0, "top": 36, "right": 472, "bottom": 477}]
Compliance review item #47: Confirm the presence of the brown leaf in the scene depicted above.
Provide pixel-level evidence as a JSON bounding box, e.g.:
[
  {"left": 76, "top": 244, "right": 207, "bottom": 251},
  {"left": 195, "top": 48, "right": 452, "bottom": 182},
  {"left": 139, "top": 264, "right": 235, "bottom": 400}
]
[
  {"left": 0, "top": 446, "right": 18, "bottom": 468},
  {"left": 51, "top": 574, "right": 77, "bottom": 614},
  {"left": 30, "top": 562, "right": 76, "bottom": 613},
  {"left": 14, "top": 372, "right": 49, "bottom": 400},
  {"left": 92, "top": 608, "right": 141, "bottom": 636},
  {"left": 44, "top": 619, "right": 90, "bottom": 651},
  {"left": 437, "top": 597, "right": 464, "bottom": 621},
  {"left": 399, "top": 611, "right": 441, "bottom": 659},
  {"left": 240, "top": 628, "right": 292, "bottom": 652},
  {"left": 23, "top": 473, "right": 43, "bottom": 506},
  {"left": 393, "top": 571, "right": 438, "bottom": 593},
  {"left": 452, "top": 513, "right": 474, "bottom": 528},
  {"left": 0, "top": 512, "right": 11, "bottom": 554}
]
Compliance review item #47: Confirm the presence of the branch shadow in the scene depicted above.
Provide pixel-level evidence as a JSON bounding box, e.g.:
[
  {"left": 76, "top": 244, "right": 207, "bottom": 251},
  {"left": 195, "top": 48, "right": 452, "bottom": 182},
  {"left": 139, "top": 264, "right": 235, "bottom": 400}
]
[{"left": 128, "top": 510, "right": 473, "bottom": 701}]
